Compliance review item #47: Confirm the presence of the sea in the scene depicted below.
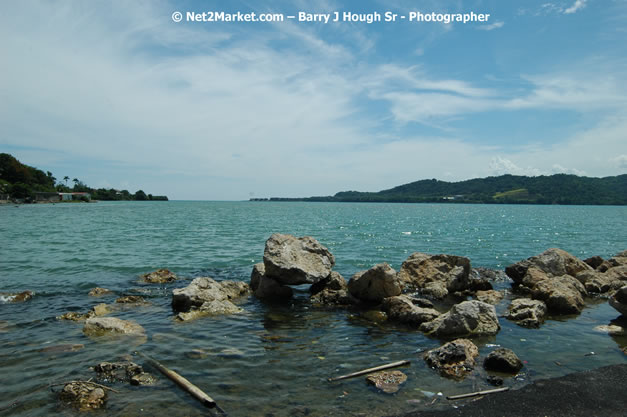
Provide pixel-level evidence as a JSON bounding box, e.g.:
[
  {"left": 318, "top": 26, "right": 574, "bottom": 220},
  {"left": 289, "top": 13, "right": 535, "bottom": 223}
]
[{"left": 1, "top": 201, "right": 626, "bottom": 416}]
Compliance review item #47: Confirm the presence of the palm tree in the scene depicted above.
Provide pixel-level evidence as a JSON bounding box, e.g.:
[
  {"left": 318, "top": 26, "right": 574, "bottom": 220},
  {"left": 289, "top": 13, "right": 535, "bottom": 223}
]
[{"left": 63, "top": 176, "right": 69, "bottom": 186}]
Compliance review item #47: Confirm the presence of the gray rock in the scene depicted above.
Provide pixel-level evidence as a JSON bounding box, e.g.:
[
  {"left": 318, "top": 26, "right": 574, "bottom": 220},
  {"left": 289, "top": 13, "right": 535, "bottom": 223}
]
[
  {"left": 423, "top": 338, "right": 479, "bottom": 379},
  {"left": 172, "top": 277, "right": 249, "bottom": 312},
  {"left": 609, "top": 286, "right": 627, "bottom": 316},
  {"left": 506, "top": 298, "right": 547, "bottom": 327},
  {"left": 254, "top": 274, "right": 293, "bottom": 300},
  {"left": 310, "top": 272, "right": 356, "bottom": 306},
  {"left": 175, "top": 300, "right": 242, "bottom": 322},
  {"left": 263, "top": 233, "right": 335, "bottom": 285},
  {"left": 531, "top": 275, "right": 586, "bottom": 314},
  {"left": 141, "top": 269, "right": 177, "bottom": 283},
  {"left": 505, "top": 248, "right": 591, "bottom": 283},
  {"left": 398, "top": 253, "right": 471, "bottom": 298},
  {"left": 420, "top": 300, "right": 500, "bottom": 338},
  {"left": 83, "top": 317, "right": 145, "bottom": 337},
  {"left": 483, "top": 348, "right": 523, "bottom": 374},
  {"left": 348, "top": 263, "right": 402, "bottom": 302},
  {"left": 382, "top": 295, "right": 440, "bottom": 325}
]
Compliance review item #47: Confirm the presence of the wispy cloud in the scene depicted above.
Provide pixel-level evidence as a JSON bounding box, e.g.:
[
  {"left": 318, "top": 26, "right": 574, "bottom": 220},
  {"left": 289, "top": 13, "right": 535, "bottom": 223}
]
[
  {"left": 564, "top": 0, "right": 588, "bottom": 14},
  {"left": 477, "top": 21, "right": 505, "bottom": 31}
]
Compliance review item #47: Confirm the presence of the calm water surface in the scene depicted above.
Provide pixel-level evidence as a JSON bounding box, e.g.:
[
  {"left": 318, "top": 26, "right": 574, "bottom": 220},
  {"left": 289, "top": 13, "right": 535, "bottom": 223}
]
[{"left": 1, "top": 202, "right": 626, "bottom": 416}]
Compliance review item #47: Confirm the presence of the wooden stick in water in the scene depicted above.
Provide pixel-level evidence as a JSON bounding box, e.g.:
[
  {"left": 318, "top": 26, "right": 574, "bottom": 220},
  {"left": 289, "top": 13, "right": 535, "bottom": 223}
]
[
  {"left": 328, "top": 360, "right": 411, "bottom": 382},
  {"left": 136, "top": 351, "right": 217, "bottom": 409},
  {"left": 446, "top": 386, "right": 509, "bottom": 400}
]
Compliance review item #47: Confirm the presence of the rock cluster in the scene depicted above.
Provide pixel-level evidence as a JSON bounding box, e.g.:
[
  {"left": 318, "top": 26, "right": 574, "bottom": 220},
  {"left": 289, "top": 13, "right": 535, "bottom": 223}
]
[
  {"left": 93, "top": 361, "right": 156, "bottom": 386},
  {"left": 59, "top": 381, "right": 106, "bottom": 411},
  {"left": 171, "top": 277, "right": 249, "bottom": 321}
]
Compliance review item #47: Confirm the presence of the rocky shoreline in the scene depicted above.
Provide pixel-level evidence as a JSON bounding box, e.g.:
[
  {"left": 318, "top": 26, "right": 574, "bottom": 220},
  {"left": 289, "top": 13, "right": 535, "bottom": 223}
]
[{"left": 2, "top": 233, "right": 626, "bottom": 413}]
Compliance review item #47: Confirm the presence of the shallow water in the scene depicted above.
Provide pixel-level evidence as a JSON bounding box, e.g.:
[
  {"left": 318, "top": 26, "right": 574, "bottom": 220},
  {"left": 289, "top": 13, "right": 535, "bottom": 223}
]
[{"left": 0, "top": 201, "right": 625, "bottom": 416}]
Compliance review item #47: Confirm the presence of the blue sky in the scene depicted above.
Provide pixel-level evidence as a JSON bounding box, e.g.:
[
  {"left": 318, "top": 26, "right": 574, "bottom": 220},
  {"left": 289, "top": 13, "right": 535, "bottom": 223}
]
[{"left": 1, "top": 0, "right": 626, "bottom": 200}]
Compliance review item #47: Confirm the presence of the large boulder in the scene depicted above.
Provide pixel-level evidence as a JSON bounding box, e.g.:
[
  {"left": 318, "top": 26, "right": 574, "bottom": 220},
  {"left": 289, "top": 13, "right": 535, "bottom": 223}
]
[
  {"left": 83, "top": 317, "right": 145, "bottom": 337},
  {"left": 398, "top": 253, "right": 471, "bottom": 298},
  {"left": 531, "top": 275, "right": 586, "bottom": 314},
  {"left": 483, "top": 348, "right": 523, "bottom": 374},
  {"left": 505, "top": 248, "right": 591, "bottom": 283},
  {"left": 420, "top": 300, "right": 500, "bottom": 338},
  {"left": 310, "top": 272, "right": 356, "bottom": 306},
  {"left": 609, "top": 286, "right": 627, "bottom": 316},
  {"left": 141, "top": 269, "right": 177, "bottom": 283},
  {"left": 381, "top": 295, "right": 440, "bottom": 325},
  {"left": 348, "top": 263, "right": 402, "bottom": 302},
  {"left": 424, "top": 338, "right": 479, "bottom": 379},
  {"left": 506, "top": 298, "right": 547, "bottom": 327},
  {"left": 263, "top": 233, "right": 335, "bottom": 285},
  {"left": 172, "top": 277, "right": 249, "bottom": 319}
]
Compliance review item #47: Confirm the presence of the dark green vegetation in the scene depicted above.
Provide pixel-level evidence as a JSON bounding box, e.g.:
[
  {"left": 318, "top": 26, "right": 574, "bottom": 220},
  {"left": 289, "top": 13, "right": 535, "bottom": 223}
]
[
  {"left": 258, "top": 174, "right": 627, "bottom": 205},
  {"left": 0, "top": 153, "right": 168, "bottom": 202}
]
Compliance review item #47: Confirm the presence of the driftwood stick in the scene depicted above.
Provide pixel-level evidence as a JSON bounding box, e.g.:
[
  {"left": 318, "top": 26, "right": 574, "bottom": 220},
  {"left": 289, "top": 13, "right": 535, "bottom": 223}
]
[
  {"left": 446, "top": 386, "right": 509, "bottom": 400},
  {"left": 328, "top": 360, "right": 411, "bottom": 382},
  {"left": 136, "top": 351, "right": 218, "bottom": 409}
]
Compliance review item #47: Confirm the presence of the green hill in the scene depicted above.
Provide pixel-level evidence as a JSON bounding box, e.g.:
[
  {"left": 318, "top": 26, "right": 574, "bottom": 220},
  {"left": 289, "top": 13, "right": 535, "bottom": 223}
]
[{"left": 265, "top": 174, "right": 627, "bottom": 205}]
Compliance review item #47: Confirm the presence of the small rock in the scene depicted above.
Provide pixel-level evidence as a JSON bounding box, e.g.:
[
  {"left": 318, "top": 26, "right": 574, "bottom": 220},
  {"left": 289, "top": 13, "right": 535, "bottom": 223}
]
[
  {"left": 115, "top": 295, "right": 145, "bottom": 304},
  {"left": 382, "top": 295, "right": 440, "bottom": 325},
  {"left": 59, "top": 381, "right": 106, "bottom": 410},
  {"left": 362, "top": 310, "right": 388, "bottom": 323},
  {"left": 175, "top": 299, "right": 243, "bottom": 322},
  {"left": 506, "top": 298, "right": 547, "bottom": 328},
  {"left": 424, "top": 338, "right": 479, "bottom": 380},
  {"left": 348, "top": 263, "right": 402, "bottom": 302},
  {"left": 88, "top": 287, "right": 112, "bottom": 297},
  {"left": 483, "top": 348, "right": 523, "bottom": 374},
  {"left": 130, "top": 373, "right": 157, "bottom": 386},
  {"left": 83, "top": 317, "right": 146, "bottom": 338},
  {"left": 91, "top": 303, "right": 114, "bottom": 317},
  {"left": 141, "top": 269, "right": 177, "bottom": 284},
  {"left": 475, "top": 290, "right": 504, "bottom": 305},
  {"left": 487, "top": 375, "right": 504, "bottom": 386},
  {"left": 593, "top": 325, "right": 625, "bottom": 336},
  {"left": 57, "top": 311, "right": 92, "bottom": 321},
  {"left": 185, "top": 349, "right": 208, "bottom": 359},
  {"left": 365, "top": 370, "right": 407, "bottom": 393}
]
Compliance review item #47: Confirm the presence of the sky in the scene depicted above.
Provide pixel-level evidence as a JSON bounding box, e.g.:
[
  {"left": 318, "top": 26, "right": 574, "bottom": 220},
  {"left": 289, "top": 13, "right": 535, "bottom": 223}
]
[{"left": 1, "top": 0, "right": 626, "bottom": 200}]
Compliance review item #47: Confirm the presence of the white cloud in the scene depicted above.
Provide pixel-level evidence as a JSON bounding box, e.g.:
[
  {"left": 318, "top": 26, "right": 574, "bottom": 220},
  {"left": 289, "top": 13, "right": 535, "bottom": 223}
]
[
  {"left": 564, "top": 0, "right": 588, "bottom": 14},
  {"left": 477, "top": 21, "right": 505, "bottom": 31}
]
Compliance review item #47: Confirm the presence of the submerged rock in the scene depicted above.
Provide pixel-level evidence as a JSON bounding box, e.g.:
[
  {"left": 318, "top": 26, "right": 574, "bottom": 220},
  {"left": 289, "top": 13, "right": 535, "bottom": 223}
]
[
  {"left": 424, "top": 338, "right": 479, "bottom": 379},
  {"left": 361, "top": 310, "right": 388, "bottom": 323},
  {"left": 39, "top": 343, "right": 84, "bottom": 354},
  {"left": 609, "top": 286, "right": 627, "bottom": 316},
  {"left": 59, "top": 381, "right": 106, "bottom": 411},
  {"left": 88, "top": 287, "right": 112, "bottom": 297},
  {"left": 348, "top": 263, "right": 402, "bottom": 302},
  {"left": 83, "top": 317, "right": 145, "bottom": 338},
  {"left": 506, "top": 298, "right": 547, "bottom": 328},
  {"left": 398, "top": 253, "right": 471, "bottom": 298},
  {"left": 593, "top": 324, "right": 625, "bottom": 336},
  {"left": 420, "top": 300, "right": 500, "bottom": 338},
  {"left": 115, "top": 295, "right": 146, "bottom": 304},
  {"left": 483, "top": 348, "right": 523, "bottom": 374},
  {"left": 58, "top": 311, "right": 92, "bottom": 322},
  {"left": 381, "top": 295, "right": 440, "bottom": 325},
  {"left": 505, "top": 248, "right": 591, "bottom": 283},
  {"left": 93, "top": 361, "right": 155, "bottom": 386},
  {"left": 365, "top": 370, "right": 407, "bottom": 393},
  {"left": 0, "top": 290, "right": 33, "bottom": 303},
  {"left": 141, "top": 269, "right": 177, "bottom": 284},
  {"left": 263, "top": 233, "right": 335, "bottom": 285}
]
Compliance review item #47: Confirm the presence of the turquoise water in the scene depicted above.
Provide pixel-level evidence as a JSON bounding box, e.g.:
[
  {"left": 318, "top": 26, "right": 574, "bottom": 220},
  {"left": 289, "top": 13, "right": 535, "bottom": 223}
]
[{"left": 1, "top": 201, "right": 625, "bottom": 416}]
